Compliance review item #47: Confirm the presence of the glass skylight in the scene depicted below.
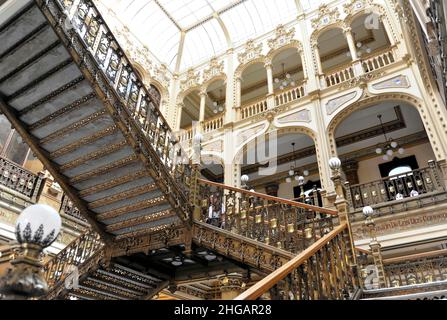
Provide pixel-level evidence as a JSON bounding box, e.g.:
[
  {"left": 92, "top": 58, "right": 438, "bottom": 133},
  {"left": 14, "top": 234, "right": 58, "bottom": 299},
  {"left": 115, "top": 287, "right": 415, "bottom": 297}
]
[{"left": 95, "top": 0, "right": 305, "bottom": 71}]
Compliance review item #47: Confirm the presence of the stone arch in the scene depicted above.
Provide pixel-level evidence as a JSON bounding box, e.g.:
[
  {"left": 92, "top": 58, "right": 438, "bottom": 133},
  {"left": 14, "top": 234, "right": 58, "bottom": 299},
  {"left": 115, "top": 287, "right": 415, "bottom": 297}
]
[
  {"left": 234, "top": 56, "right": 267, "bottom": 79},
  {"left": 202, "top": 74, "right": 227, "bottom": 92},
  {"left": 327, "top": 92, "right": 445, "bottom": 161},
  {"left": 343, "top": 4, "right": 398, "bottom": 45},
  {"left": 266, "top": 41, "right": 304, "bottom": 63}
]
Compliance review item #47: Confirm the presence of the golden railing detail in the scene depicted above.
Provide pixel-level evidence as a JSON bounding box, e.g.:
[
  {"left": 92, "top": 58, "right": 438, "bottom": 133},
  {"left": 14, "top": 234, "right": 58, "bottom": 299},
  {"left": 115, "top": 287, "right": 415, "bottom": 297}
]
[
  {"left": 196, "top": 179, "right": 337, "bottom": 254},
  {"left": 235, "top": 223, "right": 359, "bottom": 300},
  {"left": 43, "top": 229, "right": 104, "bottom": 289},
  {"left": 383, "top": 250, "right": 447, "bottom": 287}
]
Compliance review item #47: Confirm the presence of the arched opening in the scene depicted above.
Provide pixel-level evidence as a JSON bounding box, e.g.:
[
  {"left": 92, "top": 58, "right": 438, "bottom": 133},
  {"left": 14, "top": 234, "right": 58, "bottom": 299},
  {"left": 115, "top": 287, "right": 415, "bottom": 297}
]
[
  {"left": 271, "top": 47, "right": 305, "bottom": 105},
  {"left": 350, "top": 13, "right": 391, "bottom": 59},
  {"left": 238, "top": 130, "right": 320, "bottom": 204},
  {"left": 317, "top": 27, "right": 351, "bottom": 74},
  {"left": 333, "top": 101, "right": 439, "bottom": 207},
  {"left": 240, "top": 62, "right": 268, "bottom": 106},
  {"left": 180, "top": 90, "right": 200, "bottom": 130},
  {"left": 205, "top": 79, "right": 226, "bottom": 121}
]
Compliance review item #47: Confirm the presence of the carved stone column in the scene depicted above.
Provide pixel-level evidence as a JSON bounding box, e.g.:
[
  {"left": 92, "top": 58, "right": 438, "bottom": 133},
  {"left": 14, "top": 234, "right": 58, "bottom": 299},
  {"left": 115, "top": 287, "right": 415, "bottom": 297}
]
[
  {"left": 265, "top": 183, "right": 279, "bottom": 197},
  {"left": 235, "top": 76, "right": 242, "bottom": 108},
  {"left": 265, "top": 62, "right": 275, "bottom": 109},
  {"left": 199, "top": 90, "right": 207, "bottom": 122},
  {"left": 342, "top": 159, "right": 359, "bottom": 185},
  {"left": 344, "top": 27, "right": 358, "bottom": 61}
]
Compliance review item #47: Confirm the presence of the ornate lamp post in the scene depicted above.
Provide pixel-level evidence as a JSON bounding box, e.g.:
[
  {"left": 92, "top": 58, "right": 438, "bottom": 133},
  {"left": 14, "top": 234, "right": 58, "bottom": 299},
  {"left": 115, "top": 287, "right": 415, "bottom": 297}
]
[
  {"left": 0, "top": 204, "right": 62, "bottom": 300},
  {"left": 362, "top": 206, "right": 387, "bottom": 289},
  {"left": 297, "top": 175, "right": 306, "bottom": 201},
  {"left": 241, "top": 175, "right": 250, "bottom": 190}
]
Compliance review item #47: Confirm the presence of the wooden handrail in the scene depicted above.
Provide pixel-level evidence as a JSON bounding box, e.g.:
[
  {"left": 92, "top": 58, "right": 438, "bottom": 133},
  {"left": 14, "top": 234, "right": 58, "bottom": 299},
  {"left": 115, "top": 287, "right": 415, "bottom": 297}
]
[
  {"left": 356, "top": 247, "right": 371, "bottom": 255},
  {"left": 383, "top": 249, "right": 447, "bottom": 265},
  {"left": 198, "top": 179, "right": 338, "bottom": 216},
  {"left": 234, "top": 223, "right": 348, "bottom": 300}
]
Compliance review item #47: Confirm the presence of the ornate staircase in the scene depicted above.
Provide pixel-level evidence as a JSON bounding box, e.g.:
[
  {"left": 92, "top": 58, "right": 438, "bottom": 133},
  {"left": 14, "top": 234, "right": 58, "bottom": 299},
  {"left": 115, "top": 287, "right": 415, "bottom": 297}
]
[
  {"left": 0, "top": 0, "right": 360, "bottom": 300},
  {"left": 0, "top": 0, "right": 191, "bottom": 244}
]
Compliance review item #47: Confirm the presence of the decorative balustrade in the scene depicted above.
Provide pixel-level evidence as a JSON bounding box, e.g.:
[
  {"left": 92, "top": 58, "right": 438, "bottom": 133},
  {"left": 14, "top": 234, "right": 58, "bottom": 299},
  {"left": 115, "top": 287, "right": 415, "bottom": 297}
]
[
  {"left": 44, "top": 0, "right": 192, "bottom": 191},
  {"left": 60, "top": 194, "right": 87, "bottom": 222},
  {"left": 203, "top": 115, "right": 224, "bottom": 134},
  {"left": 0, "top": 156, "right": 43, "bottom": 201},
  {"left": 195, "top": 179, "right": 337, "bottom": 254},
  {"left": 362, "top": 47, "right": 397, "bottom": 74},
  {"left": 235, "top": 223, "right": 360, "bottom": 300},
  {"left": 384, "top": 250, "right": 447, "bottom": 288},
  {"left": 274, "top": 84, "right": 305, "bottom": 107},
  {"left": 238, "top": 98, "right": 268, "bottom": 120},
  {"left": 177, "top": 127, "right": 194, "bottom": 143},
  {"left": 347, "top": 161, "right": 445, "bottom": 210},
  {"left": 43, "top": 229, "right": 104, "bottom": 289},
  {"left": 324, "top": 63, "right": 355, "bottom": 87}
]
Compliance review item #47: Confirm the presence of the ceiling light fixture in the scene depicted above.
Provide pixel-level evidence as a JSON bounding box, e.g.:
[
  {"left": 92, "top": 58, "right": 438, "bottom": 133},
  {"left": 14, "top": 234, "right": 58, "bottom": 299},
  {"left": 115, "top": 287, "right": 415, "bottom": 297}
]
[
  {"left": 274, "top": 63, "right": 296, "bottom": 91},
  {"left": 286, "top": 143, "right": 309, "bottom": 183},
  {"left": 375, "top": 114, "right": 405, "bottom": 161},
  {"left": 212, "top": 89, "right": 225, "bottom": 114}
]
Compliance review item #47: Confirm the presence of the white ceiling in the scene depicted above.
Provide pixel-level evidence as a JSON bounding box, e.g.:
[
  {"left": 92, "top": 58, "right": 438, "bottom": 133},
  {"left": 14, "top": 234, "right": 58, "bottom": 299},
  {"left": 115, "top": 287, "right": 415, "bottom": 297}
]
[{"left": 94, "top": 0, "right": 325, "bottom": 71}]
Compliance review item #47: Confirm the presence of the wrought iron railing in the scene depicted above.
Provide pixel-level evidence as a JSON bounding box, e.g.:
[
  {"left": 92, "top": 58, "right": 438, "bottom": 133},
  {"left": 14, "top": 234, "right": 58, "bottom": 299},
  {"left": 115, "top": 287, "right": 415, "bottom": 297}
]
[
  {"left": 0, "top": 155, "right": 43, "bottom": 201},
  {"left": 234, "top": 223, "right": 359, "bottom": 300},
  {"left": 347, "top": 161, "right": 445, "bottom": 209},
  {"left": 60, "top": 194, "right": 87, "bottom": 222},
  {"left": 40, "top": 0, "right": 193, "bottom": 201},
  {"left": 194, "top": 179, "right": 337, "bottom": 254},
  {"left": 384, "top": 250, "right": 447, "bottom": 287},
  {"left": 43, "top": 229, "right": 104, "bottom": 289}
]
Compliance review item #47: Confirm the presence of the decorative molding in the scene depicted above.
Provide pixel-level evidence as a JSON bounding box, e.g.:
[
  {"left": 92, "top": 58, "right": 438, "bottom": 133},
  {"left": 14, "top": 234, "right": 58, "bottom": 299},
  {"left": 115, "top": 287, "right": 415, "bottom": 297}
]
[
  {"left": 238, "top": 39, "right": 263, "bottom": 65},
  {"left": 326, "top": 91, "right": 358, "bottom": 115},
  {"left": 267, "top": 25, "right": 297, "bottom": 52},
  {"left": 343, "top": 0, "right": 373, "bottom": 15},
  {"left": 372, "top": 75, "right": 410, "bottom": 90},
  {"left": 311, "top": 4, "right": 341, "bottom": 30},
  {"left": 277, "top": 109, "right": 311, "bottom": 124},
  {"left": 202, "top": 58, "right": 225, "bottom": 84},
  {"left": 180, "top": 68, "right": 201, "bottom": 92}
]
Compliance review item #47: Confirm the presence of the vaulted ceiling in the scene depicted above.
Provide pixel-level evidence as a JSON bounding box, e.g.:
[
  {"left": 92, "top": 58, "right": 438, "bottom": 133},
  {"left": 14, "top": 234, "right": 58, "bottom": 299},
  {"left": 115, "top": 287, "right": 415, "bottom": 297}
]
[{"left": 94, "top": 0, "right": 327, "bottom": 72}]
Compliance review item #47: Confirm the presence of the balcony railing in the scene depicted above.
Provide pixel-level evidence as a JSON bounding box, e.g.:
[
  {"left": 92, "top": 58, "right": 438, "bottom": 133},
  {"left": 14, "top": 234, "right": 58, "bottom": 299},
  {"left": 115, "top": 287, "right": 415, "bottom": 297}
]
[
  {"left": 274, "top": 83, "right": 305, "bottom": 107},
  {"left": 60, "top": 194, "right": 87, "bottom": 222},
  {"left": 384, "top": 250, "right": 447, "bottom": 287},
  {"left": 195, "top": 179, "right": 338, "bottom": 254},
  {"left": 0, "top": 155, "right": 43, "bottom": 201},
  {"left": 235, "top": 223, "right": 360, "bottom": 300},
  {"left": 202, "top": 114, "right": 224, "bottom": 134},
  {"left": 238, "top": 97, "right": 268, "bottom": 120},
  {"left": 324, "top": 63, "right": 355, "bottom": 88},
  {"left": 362, "top": 47, "right": 397, "bottom": 74},
  {"left": 347, "top": 161, "right": 445, "bottom": 210}
]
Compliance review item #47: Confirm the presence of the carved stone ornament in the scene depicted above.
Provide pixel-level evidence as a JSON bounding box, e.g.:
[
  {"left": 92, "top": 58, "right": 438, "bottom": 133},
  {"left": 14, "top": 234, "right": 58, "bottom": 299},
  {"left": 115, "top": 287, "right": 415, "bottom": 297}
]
[
  {"left": 152, "top": 64, "right": 171, "bottom": 88},
  {"left": 340, "top": 71, "right": 385, "bottom": 90},
  {"left": 238, "top": 39, "right": 263, "bottom": 65},
  {"left": 311, "top": 4, "right": 341, "bottom": 29},
  {"left": 372, "top": 75, "right": 410, "bottom": 90},
  {"left": 343, "top": 0, "right": 373, "bottom": 15},
  {"left": 277, "top": 109, "right": 311, "bottom": 124},
  {"left": 203, "top": 57, "right": 225, "bottom": 83},
  {"left": 326, "top": 91, "right": 358, "bottom": 115},
  {"left": 268, "top": 25, "right": 296, "bottom": 51},
  {"left": 180, "top": 68, "right": 201, "bottom": 92}
]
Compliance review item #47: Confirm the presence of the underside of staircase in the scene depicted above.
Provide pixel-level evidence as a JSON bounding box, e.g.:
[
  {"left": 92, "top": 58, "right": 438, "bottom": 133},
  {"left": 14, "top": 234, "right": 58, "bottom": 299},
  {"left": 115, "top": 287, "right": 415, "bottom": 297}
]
[{"left": 0, "top": 0, "right": 190, "bottom": 244}]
